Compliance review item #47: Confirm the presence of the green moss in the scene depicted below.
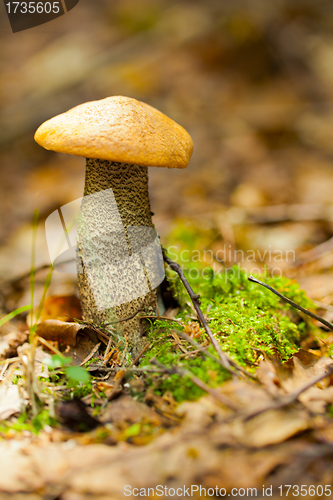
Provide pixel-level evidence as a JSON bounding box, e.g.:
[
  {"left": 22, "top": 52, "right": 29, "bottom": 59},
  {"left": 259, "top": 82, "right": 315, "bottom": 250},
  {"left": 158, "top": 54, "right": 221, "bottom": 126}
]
[
  {"left": 141, "top": 262, "right": 317, "bottom": 403},
  {"left": 141, "top": 320, "right": 231, "bottom": 402},
  {"left": 0, "top": 409, "right": 58, "bottom": 435}
]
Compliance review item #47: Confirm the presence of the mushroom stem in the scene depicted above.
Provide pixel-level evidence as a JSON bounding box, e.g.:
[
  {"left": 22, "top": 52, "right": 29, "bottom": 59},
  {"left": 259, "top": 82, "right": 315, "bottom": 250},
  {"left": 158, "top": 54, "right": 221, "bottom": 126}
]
[
  {"left": 84, "top": 160, "right": 153, "bottom": 227},
  {"left": 77, "top": 159, "right": 155, "bottom": 355}
]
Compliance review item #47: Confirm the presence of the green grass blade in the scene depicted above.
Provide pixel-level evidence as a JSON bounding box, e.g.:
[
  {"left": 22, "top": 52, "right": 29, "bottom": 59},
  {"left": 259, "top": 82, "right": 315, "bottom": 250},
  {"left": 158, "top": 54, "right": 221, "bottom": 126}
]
[
  {"left": 0, "top": 304, "right": 31, "bottom": 328},
  {"left": 35, "top": 264, "right": 54, "bottom": 325},
  {"left": 30, "top": 210, "right": 39, "bottom": 341}
]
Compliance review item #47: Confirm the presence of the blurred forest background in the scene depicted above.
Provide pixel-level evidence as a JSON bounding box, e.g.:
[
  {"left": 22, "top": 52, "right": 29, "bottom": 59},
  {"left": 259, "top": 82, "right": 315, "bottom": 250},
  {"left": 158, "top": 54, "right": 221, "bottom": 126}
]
[{"left": 2, "top": 0, "right": 333, "bottom": 310}]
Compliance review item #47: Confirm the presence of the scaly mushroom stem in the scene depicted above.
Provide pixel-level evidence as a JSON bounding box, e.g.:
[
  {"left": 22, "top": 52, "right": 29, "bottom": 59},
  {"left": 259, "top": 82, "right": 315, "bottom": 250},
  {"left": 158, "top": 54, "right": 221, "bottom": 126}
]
[
  {"left": 77, "top": 159, "right": 155, "bottom": 355},
  {"left": 34, "top": 96, "right": 193, "bottom": 356}
]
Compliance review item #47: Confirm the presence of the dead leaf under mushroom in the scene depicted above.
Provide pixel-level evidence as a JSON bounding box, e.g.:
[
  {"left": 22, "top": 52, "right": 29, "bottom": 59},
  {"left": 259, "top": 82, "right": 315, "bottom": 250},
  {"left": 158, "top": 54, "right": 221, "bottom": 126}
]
[{"left": 35, "top": 320, "right": 83, "bottom": 346}]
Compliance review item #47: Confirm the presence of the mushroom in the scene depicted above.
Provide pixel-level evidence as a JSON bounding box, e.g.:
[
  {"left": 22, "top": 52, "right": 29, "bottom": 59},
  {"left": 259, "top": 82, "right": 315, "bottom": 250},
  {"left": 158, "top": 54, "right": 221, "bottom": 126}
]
[{"left": 34, "top": 96, "right": 193, "bottom": 354}]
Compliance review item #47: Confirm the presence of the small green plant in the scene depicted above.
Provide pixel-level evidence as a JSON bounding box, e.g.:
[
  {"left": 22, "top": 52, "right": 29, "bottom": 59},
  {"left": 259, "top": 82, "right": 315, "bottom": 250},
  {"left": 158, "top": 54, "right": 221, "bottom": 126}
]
[
  {"left": 44, "top": 354, "right": 91, "bottom": 389},
  {"left": 0, "top": 409, "right": 59, "bottom": 435}
]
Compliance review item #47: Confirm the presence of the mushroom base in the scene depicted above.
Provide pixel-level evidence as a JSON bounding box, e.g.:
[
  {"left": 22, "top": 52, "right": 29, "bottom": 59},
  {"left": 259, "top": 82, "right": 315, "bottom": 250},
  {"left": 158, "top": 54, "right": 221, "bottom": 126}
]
[{"left": 77, "top": 159, "right": 156, "bottom": 357}]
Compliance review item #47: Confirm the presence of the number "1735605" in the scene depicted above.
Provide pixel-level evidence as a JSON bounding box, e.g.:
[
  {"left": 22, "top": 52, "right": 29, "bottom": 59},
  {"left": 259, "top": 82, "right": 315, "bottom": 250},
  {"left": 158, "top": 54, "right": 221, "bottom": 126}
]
[{"left": 5, "top": 2, "right": 61, "bottom": 14}]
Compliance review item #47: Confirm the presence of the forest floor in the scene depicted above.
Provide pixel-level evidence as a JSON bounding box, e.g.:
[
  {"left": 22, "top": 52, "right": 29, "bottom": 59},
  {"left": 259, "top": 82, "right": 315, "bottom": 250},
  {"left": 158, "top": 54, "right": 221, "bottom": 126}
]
[{"left": 2, "top": 0, "right": 333, "bottom": 498}]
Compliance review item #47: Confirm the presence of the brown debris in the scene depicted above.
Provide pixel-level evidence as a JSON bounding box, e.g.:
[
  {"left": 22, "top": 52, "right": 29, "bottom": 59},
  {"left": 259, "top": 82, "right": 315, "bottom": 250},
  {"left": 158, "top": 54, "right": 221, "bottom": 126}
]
[{"left": 35, "top": 320, "right": 83, "bottom": 347}]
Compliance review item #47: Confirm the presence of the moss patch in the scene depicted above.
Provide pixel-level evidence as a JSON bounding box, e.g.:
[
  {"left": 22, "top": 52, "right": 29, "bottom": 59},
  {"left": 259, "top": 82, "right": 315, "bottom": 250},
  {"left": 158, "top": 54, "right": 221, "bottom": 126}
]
[{"left": 141, "top": 264, "right": 316, "bottom": 402}]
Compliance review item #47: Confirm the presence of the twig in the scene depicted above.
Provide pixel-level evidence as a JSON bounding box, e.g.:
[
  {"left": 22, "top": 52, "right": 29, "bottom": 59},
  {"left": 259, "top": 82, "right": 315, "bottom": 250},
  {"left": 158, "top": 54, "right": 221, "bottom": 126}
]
[
  {"left": 244, "top": 363, "right": 333, "bottom": 421},
  {"left": 226, "top": 204, "right": 333, "bottom": 225},
  {"left": 141, "top": 315, "right": 182, "bottom": 324},
  {"left": 104, "top": 306, "right": 145, "bottom": 326},
  {"left": 80, "top": 343, "right": 101, "bottom": 366},
  {"left": 150, "top": 358, "right": 239, "bottom": 411},
  {"left": 96, "top": 333, "right": 109, "bottom": 346},
  {"left": 103, "top": 334, "right": 114, "bottom": 362},
  {"left": 293, "top": 236, "right": 333, "bottom": 267},
  {"left": 98, "top": 366, "right": 165, "bottom": 374},
  {"left": 248, "top": 275, "right": 333, "bottom": 331},
  {"left": 105, "top": 348, "right": 118, "bottom": 366},
  {"left": 75, "top": 319, "right": 115, "bottom": 341},
  {"left": 174, "top": 329, "right": 257, "bottom": 381},
  {"left": 131, "top": 343, "right": 150, "bottom": 366},
  {"left": 37, "top": 336, "right": 65, "bottom": 357},
  {"left": 163, "top": 251, "right": 237, "bottom": 376},
  {"left": 120, "top": 335, "right": 128, "bottom": 366},
  {"left": 0, "top": 357, "right": 20, "bottom": 366},
  {"left": 170, "top": 331, "right": 194, "bottom": 355},
  {"left": 0, "top": 360, "right": 9, "bottom": 380}
]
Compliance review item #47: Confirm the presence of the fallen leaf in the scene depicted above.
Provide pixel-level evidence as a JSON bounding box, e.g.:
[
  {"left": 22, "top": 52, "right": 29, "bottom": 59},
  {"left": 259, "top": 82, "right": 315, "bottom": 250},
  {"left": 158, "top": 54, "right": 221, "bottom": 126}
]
[
  {"left": 277, "top": 353, "right": 333, "bottom": 407},
  {"left": 0, "top": 331, "right": 28, "bottom": 359},
  {"left": 36, "top": 320, "right": 83, "bottom": 346},
  {"left": 255, "top": 350, "right": 333, "bottom": 414},
  {"left": 232, "top": 408, "right": 311, "bottom": 447},
  {"left": 256, "top": 359, "right": 281, "bottom": 395},
  {"left": 219, "top": 379, "right": 273, "bottom": 412},
  {"left": 297, "top": 385, "right": 333, "bottom": 413},
  {"left": 0, "top": 383, "right": 22, "bottom": 420}
]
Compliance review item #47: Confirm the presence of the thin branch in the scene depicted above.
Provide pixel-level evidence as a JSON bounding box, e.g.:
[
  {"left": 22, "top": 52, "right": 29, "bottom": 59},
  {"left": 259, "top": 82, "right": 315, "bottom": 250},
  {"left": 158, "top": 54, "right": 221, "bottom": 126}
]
[
  {"left": 163, "top": 251, "right": 237, "bottom": 376},
  {"left": 293, "top": 236, "right": 333, "bottom": 267},
  {"left": 1, "top": 259, "right": 74, "bottom": 288},
  {"left": 131, "top": 343, "right": 150, "bottom": 366},
  {"left": 2, "top": 263, "right": 50, "bottom": 287},
  {"left": 96, "top": 332, "right": 109, "bottom": 346},
  {"left": 0, "top": 360, "right": 9, "bottom": 380},
  {"left": 103, "top": 306, "right": 145, "bottom": 326},
  {"left": 103, "top": 334, "right": 115, "bottom": 362},
  {"left": 174, "top": 329, "right": 257, "bottom": 381},
  {"left": 37, "top": 336, "right": 66, "bottom": 357},
  {"left": 97, "top": 365, "right": 165, "bottom": 374},
  {"left": 105, "top": 348, "right": 118, "bottom": 366},
  {"left": 80, "top": 343, "right": 101, "bottom": 366},
  {"left": 0, "top": 357, "right": 20, "bottom": 366},
  {"left": 150, "top": 359, "right": 239, "bottom": 411},
  {"left": 244, "top": 363, "right": 333, "bottom": 421},
  {"left": 141, "top": 315, "right": 182, "bottom": 324},
  {"left": 248, "top": 275, "right": 333, "bottom": 331},
  {"left": 74, "top": 319, "right": 116, "bottom": 347}
]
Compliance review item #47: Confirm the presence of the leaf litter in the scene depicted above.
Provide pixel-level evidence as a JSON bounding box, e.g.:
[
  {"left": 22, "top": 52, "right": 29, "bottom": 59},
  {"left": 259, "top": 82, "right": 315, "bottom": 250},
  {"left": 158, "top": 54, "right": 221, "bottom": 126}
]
[{"left": 0, "top": 261, "right": 333, "bottom": 498}]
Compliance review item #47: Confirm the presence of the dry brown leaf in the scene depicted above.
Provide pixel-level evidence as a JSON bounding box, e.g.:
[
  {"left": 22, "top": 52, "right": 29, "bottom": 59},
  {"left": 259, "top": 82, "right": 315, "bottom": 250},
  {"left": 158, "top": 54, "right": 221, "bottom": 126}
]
[
  {"left": 177, "top": 397, "right": 225, "bottom": 430},
  {"left": 256, "top": 359, "right": 281, "bottom": 395},
  {"left": 0, "top": 331, "right": 28, "bottom": 359},
  {"left": 256, "top": 354, "right": 333, "bottom": 413},
  {"left": 232, "top": 408, "right": 311, "bottom": 447},
  {"left": 298, "top": 385, "right": 333, "bottom": 413},
  {"left": 0, "top": 429, "right": 321, "bottom": 498},
  {"left": 0, "top": 383, "right": 22, "bottom": 420},
  {"left": 272, "top": 352, "right": 333, "bottom": 412},
  {"left": 36, "top": 320, "right": 83, "bottom": 346},
  {"left": 219, "top": 379, "right": 273, "bottom": 412}
]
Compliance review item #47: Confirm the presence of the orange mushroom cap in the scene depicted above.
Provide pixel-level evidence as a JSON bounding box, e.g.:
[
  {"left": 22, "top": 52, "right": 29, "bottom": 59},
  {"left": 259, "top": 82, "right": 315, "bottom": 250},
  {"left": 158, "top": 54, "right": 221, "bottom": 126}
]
[{"left": 34, "top": 96, "right": 193, "bottom": 169}]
